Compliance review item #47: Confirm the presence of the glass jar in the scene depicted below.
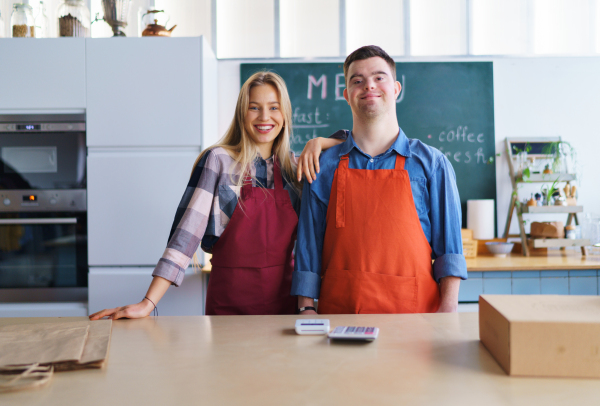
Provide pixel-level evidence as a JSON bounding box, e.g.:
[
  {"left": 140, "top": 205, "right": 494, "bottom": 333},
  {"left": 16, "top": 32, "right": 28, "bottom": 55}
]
[
  {"left": 11, "top": 3, "right": 35, "bottom": 38},
  {"left": 57, "top": 0, "right": 91, "bottom": 37},
  {"left": 35, "top": 1, "right": 50, "bottom": 38}
]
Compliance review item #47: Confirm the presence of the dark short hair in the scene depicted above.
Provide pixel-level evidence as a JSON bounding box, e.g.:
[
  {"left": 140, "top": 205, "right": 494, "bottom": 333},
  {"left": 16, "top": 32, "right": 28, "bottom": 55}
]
[{"left": 343, "top": 45, "right": 396, "bottom": 84}]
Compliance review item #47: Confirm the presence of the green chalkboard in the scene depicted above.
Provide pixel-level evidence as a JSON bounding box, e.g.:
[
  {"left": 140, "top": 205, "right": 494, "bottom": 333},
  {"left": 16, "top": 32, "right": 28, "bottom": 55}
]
[{"left": 241, "top": 62, "right": 496, "bottom": 228}]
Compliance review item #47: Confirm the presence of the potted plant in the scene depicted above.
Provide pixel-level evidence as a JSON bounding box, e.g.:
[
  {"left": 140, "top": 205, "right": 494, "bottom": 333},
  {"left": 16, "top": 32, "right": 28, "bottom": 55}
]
[{"left": 542, "top": 141, "right": 576, "bottom": 174}]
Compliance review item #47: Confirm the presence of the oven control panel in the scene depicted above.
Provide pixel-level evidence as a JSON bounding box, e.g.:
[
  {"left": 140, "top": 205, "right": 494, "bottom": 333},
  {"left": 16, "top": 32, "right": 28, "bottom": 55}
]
[{"left": 0, "top": 190, "right": 86, "bottom": 212}]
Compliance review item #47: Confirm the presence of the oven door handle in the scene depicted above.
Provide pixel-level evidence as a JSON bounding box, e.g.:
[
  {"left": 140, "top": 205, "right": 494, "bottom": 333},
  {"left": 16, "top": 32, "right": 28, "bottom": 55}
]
[{"left": 0, "top": 218, "right": 77, "bottom": 225}]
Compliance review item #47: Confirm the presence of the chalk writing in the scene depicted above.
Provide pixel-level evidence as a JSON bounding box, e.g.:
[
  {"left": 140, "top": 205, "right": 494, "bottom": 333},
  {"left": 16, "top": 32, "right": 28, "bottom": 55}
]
[
  {"left": 306, "top": 73, "right": 406, "bottom": 103},
  {"left": 438, "top": 146, "right": 488, "bottom": 164},
  {"left": 292, "top": 107, "right": 325, "bottom": 126},
  {"left": 438, "top": 126, "right": 484, "bottom": 143},
  {"left": 335, "top": 73, "right": 345, "bottom": 101},
  {"left": 307, "top": 75, "right": 327, "bottom": 100}
]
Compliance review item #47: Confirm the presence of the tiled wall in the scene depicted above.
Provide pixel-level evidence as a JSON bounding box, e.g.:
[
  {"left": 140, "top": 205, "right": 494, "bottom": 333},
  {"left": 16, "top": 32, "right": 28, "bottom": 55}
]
[{"left": 459, "top": 270, "right": 600, "bottom": 302}]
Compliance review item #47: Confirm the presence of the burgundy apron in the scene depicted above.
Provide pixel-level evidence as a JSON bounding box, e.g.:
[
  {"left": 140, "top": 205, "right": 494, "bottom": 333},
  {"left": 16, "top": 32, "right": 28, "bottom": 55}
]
[{"left": 205, "top": 157, "right": 298, "bottom": 315}]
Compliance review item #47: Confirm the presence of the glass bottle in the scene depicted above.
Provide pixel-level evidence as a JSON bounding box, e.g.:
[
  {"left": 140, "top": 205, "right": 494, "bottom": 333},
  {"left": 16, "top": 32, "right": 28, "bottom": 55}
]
[
  {"left": 10, "top": 3, "right": 36, "bottom": 38},
  {"left": 35, "top": 1, "right": 50, "bottom": 38},
  {"left": 57, "top": 0, "right": 91, "bottom": 37}
]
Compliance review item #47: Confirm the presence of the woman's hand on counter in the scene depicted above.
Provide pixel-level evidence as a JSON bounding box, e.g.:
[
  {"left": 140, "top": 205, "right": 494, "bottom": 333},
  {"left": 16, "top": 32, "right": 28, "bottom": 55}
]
[
  {"left": 89, "top": 276, "right": 170, "bottom": 320},
  {"left": 89, "top": 300, "right": 155, "bottom": 320}
]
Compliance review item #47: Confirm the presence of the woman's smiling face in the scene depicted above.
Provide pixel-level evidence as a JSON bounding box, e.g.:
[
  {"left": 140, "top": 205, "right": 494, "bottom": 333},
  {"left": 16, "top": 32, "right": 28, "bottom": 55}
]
[{"left": 245, "top": 84, "right": 284, "bottom": 157}]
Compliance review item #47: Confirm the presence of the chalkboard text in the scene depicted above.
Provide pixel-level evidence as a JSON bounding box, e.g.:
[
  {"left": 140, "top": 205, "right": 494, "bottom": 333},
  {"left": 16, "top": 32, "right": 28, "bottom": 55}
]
[
  {"left": 438, "top": 146, "right": 489, "bottom": 164},
  {"left": 306, "top": 73, "right": 405, "bottom": 103},
  {"left": 292, "top": 107, "right": 330, "bottom": 128},
  {"left": 438, "top": 126, "right": 484, "bottom": 143}
]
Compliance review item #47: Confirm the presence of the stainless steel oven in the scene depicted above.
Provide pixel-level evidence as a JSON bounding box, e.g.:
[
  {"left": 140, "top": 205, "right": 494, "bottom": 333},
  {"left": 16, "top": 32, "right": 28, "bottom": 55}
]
[{"left": 0, "top": 114, "right": 87, "bottom": 302}]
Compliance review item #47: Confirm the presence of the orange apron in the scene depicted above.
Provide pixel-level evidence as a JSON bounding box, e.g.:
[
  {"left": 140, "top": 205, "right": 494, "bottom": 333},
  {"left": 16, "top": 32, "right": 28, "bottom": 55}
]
[{"left": 318, "top": 153, "right": 441, "bottom": 314}]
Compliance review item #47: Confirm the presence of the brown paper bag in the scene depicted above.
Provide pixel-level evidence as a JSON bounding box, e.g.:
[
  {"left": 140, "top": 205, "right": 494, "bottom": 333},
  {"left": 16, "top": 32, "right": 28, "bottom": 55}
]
[
  {"left": 55, "top": 319, "right": 112, "bottom": 371},
  {"left": 0, "top": 321, "right": 90, "bottom": 367},
  {"left": 0, "top": 320, "right": 112, "bottom": 391},
  {"left": 0, "top": 364, "right": 53, "bottom": 393}
]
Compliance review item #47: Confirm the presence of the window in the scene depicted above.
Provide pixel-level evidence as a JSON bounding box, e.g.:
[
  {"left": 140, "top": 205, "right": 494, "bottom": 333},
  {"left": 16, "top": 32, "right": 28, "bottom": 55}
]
[
  {"left": 280, "top": 0, "right": 340, "bottom": 58},
  {"left": 217, "top": 0, "right": 274, "bottom": 58},
  {"left": 532, "top": 0, "right": 592, "bottom": 54},
  {"left": 410, "top": 0, "right": 466, "bottom": 56},
  {"left": 345, "top": 0, "right": 404, "bottom": 56},
  {"left": 471, "top": 0, "right": 527, "bottom": 55}
]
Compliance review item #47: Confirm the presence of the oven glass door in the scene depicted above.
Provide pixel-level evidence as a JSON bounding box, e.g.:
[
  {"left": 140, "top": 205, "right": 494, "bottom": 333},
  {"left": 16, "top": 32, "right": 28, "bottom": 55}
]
[
  {"left": 0, "top": 213, "right": 87, "bottom": 288},
  {"left": 0, "top": 131, "right": 85, "bottom": 190}
]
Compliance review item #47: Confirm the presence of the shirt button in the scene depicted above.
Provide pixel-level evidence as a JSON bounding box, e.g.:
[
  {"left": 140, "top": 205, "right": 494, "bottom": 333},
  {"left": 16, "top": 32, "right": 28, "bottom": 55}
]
[{"left": 369, "top": 159, "right": 374, "bottom": 163}]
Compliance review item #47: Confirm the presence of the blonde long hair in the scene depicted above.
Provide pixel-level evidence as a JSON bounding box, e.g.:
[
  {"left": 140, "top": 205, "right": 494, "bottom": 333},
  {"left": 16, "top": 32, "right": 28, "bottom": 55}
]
[
  {"left": 192, "top": 71, "right": 300, "bottom": 192},
  {"left": 190, "top": 71, "right": 300, "bottom": 272}
]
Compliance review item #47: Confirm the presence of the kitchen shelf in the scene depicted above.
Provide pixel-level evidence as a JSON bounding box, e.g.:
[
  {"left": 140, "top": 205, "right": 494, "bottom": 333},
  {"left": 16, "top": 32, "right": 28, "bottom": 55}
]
[
  {"left": 521, "top": 205, "right": 583, "bottom": 214},
  {"left": 516, "top": 173, "right": 577, "bottom": 183},
  {"left": 532, "top": 238, "right": 590, "bottom": 248},
  {"left": 503, "top": 137, "right": 586, "bottom": 256}
]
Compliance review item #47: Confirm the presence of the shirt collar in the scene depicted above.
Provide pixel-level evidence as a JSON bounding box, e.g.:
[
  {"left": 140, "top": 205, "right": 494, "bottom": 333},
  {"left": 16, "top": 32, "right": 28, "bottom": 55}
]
[
  {"left": 338, "top": 128, "right": 412, "bottom": 158},
  {"left": 254, "top": 149, "right": 274, "bottom": 163}
]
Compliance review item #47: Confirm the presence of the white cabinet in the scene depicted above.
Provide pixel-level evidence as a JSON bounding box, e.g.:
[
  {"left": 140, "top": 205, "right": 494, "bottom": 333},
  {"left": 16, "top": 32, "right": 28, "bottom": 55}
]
[
  {"left": 0, "top": 38, "right": 86, "bottom": 110},
  {"left": 86, "top": 37, "right": 206, "bottom": 147},
  {"left": 87, "top": 148, "right": 200, "bottom": 266},
  {"left": 88, "top": 268, "right": 205, "bottom": 315}
]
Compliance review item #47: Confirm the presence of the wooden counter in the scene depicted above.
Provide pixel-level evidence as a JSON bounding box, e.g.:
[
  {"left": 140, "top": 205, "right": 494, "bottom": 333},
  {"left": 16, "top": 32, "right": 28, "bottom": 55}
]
[
  {"left": 467, "top": 251, "right": 600, "bottom": 272},
  {"left": 3, "top": 314, "right": 600, "bottom": 406},
  {"left": 203, "top": 252, "right": 600, "bottom": 273}
]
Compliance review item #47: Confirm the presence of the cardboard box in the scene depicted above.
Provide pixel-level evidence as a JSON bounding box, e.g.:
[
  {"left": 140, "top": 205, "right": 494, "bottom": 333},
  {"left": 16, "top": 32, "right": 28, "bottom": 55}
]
[
  {"left": 461, "top": 228, "right": 473, "bottom": 241},
  {"left": 479, "top": 295, "right": 600, "bottom": 378}
]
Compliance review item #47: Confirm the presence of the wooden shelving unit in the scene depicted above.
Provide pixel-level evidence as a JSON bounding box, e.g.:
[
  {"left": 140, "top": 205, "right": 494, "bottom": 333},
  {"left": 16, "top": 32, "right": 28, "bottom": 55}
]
[{"left": 504, "top": 137, "right": 589, "bottom": 256}]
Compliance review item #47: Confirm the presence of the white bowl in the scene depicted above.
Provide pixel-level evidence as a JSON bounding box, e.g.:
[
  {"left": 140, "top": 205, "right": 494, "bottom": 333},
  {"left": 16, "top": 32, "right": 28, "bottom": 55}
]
[{"left": 485, "top": 242, "right": 514, "bottom": 258}]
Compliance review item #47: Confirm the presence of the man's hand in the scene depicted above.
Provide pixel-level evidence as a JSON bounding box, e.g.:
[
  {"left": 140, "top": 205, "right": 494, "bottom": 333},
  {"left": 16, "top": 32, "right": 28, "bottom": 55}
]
[
  {"left": 297, "top": 295, "right": 317, "bottom": 315},
  {"left": 436, "top": 276, "right": 460, "bottom": 313}
]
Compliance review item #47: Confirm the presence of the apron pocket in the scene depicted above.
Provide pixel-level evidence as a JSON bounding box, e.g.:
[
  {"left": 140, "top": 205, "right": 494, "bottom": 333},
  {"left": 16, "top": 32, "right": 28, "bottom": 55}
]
[{"left": 320, "top": 269, "right": 418, "bottom": 314}]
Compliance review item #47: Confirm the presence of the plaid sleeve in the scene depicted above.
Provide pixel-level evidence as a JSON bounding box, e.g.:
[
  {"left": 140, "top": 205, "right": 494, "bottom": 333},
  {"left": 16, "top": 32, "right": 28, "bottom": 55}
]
[
  {"left": 328, "top": 130, "right": 349, "bottom": 140},
  {"left": 152, "top": 149, "right": 221, "bottom": 287}
]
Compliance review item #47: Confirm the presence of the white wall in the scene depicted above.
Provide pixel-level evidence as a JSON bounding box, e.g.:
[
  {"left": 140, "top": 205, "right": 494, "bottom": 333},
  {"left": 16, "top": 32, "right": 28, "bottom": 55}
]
[
  {"left": 494, "top": 57, "right": 600, "bottom": 235},
  {"left": 218, "top": 57, "right": 600, "bottom": 236}
]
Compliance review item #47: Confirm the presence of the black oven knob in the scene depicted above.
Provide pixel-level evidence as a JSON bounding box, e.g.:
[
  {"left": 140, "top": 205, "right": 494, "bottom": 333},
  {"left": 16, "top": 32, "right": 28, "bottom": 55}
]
[{"left": 3, "top": 198, "right": 10, "bottom": 206}]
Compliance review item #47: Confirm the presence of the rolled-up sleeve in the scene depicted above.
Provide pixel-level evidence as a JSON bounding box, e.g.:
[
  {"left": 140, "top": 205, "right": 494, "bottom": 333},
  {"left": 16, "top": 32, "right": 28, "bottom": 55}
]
[
  {"left": 291, "top": 181, "right": 327, "bottom": 298},
  {"left": 153, "top": 150, "right": 219, "bottom": 287},
  {"left": 428, "top": 155, "right": 468, "bottom": 282}
]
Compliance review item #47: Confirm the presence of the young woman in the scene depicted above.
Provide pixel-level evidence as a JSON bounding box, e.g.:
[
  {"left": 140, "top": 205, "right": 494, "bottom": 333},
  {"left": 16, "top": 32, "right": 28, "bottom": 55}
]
[{"left": 89, "top": 71, "right": 342, "bottom": 319}]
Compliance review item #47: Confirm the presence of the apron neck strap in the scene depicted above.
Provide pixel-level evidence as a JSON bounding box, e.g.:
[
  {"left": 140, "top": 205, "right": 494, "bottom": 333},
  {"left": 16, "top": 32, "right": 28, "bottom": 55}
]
[
  {"left": 242, "top": 156, "right": 284, "bottom": 196},
  {"left": 241, "top": 169, "right": 253, "bottom": 199},
  {"left": 394, "top": 154, "right": 406, "bottom": 170},
  {"left": 336, "top": 154, "right": 350, "bottom": 228},
  {"left": 273, "top": 155, "right": 284, "bottom": 190}
]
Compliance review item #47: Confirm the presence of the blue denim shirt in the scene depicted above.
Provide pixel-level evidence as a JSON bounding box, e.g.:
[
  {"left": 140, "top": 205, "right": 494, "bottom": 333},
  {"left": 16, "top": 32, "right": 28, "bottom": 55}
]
[{"left": 291, "top": 129, "right": 468, "bottom": 299}]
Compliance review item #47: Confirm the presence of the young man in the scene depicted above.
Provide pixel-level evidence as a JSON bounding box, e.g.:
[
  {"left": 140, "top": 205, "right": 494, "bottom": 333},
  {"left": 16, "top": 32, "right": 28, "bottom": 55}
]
[{"left": 292, "top": 46, "right": 467, "bottom": 315}]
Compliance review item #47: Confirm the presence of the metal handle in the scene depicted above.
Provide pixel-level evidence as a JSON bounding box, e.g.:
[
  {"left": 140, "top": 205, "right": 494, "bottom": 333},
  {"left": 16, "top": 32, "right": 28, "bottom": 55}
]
[{"left": 0, "top": 218, "right": 77, "bottom": 225}]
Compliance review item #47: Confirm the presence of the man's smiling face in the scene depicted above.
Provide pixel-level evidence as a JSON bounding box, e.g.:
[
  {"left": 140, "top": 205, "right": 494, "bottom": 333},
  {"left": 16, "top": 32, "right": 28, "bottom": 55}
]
[{"left": 343, "top": 56, "right": 401, "bottom": 119}]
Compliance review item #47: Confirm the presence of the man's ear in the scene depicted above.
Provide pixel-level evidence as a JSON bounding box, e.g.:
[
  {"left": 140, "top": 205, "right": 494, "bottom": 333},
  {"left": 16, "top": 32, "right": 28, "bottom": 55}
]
[
  {"left": 343, "top": 88, "right": 349, "bottom": 104},
  {"left": 395, "top": 81, "right": 402, "bottom": 100}
]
